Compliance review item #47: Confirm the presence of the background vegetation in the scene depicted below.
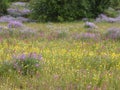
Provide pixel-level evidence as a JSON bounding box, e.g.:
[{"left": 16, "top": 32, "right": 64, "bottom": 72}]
[
  {"left": 30, "top": 0, "right": 111, "bottom": 22},
  {"left": 0, "top": 0, "right": 9, "bottom": 16},
  {"left": 1, "top": 0, "right": 120, "bottom": 21}
]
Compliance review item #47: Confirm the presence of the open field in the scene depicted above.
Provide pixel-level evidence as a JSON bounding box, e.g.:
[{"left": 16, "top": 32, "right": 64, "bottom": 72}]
[{"left": 0, "top": 22, "right": 120, "bottom": 90}]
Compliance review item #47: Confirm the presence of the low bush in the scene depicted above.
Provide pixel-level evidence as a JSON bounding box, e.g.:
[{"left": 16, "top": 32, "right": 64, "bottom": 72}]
[
  {"left": 104, "top": 7, "right": 119, "bottom": 17},
  {"left": 110, "top": 0, "right": 120, "bottom": 9},
  {"left": 30, "top": 0, "right": 111, "bottom": 22},
  {"left": 9, "top": 0, "right": 30, "bottom": 2},
  {"left": 0, "top": 0, "right": 9, "bottom": 16}
]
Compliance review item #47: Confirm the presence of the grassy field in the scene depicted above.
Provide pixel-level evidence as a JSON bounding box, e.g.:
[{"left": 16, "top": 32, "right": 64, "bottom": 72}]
[{"left": 0, "top": 22, "right": 120, "bottom": 90}]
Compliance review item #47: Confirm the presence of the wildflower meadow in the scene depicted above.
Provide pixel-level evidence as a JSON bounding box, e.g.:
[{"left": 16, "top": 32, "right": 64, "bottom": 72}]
[
  {"left": 0, "top": 22, "right": 120, "bottom": 90},
  {"left": 0, "top": 0, "right": 120, "bottom": 90}
]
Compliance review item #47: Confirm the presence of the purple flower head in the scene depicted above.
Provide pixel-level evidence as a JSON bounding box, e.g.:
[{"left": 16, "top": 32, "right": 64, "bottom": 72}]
[
  {"left": 13, "top": 53, "right": 43, "bottom": 61},
  {"left": 22, "top": 9, "right": 31, "bottom": 15},
  {"left": 99, "top": 14, "right": 108, "bottom": 19},
  {"left": 31, "top": 52, "right": 37, "bottom": 59},
  {"left": 28, "top": 52, "right": 42, "bottom": 60},
  {"left": 96, "top": 14, "right": 120, "bottom": 23},
  {"left": 80, "top": 33, "right": 96, "bottom": 38},
  {"left": 85, "top": 22, "right": 98, "bottom": 29},
  {"left": 20, "top": 54, "right": 26, "bottom": 60},
  {"left": 73, "top": 32, "right": 100, "bottom": 40},
  {"left": 37, "top": 54, "right": 42, "bottom": 60},
  {"left": 8, "top": 21, "right": 23, "bottom": 28},
  {"left": 106, "top": 27, "right": 120, "bottom": 39},
  {"left": 13, "top": 62, "right": 18, "bottom": 68},
  {"left": 12, "top": 52, "right": 43, "bottom": 75},
  {"left": 35, "top": 64, "right": 40, "bottom": 67}
]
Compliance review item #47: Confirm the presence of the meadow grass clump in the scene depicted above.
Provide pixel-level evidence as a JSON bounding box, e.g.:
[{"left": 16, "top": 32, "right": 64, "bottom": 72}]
[
  {"left": 73, "top": 32, "right": 100, "bottom": 41},
  {"left": 105, "top": 27, "right": 120, "bottom": 39},
  {"left": 0, "top": 24, "right": 36, "bottom": 40},
  {"left": 0, "top": 53, "right": 43, "bottom": 76},
  {"left": 47, "top": 30, "right": 68, "bottom": 40},
  {"left": 0, "top": 22, "right": 120, "bottom": 89},
  {"left": 80, "top": 56, "right": 119, "bottom": 71},
  {"left": 0, "top": 61, "right": 14, "bottom": 76},
  {"left": 12, "top": 53, "right": 43, "bottom": 75}
]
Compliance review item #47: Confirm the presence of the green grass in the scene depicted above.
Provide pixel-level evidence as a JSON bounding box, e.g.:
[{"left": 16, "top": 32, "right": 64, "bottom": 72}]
[{"left": 0, "top": 22, "right": 120, "bottom": 90}]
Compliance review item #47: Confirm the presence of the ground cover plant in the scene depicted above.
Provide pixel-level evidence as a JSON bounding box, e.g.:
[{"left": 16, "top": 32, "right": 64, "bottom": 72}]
[{"left": 0, "top": 22, "right": 120, "bottom": 90}]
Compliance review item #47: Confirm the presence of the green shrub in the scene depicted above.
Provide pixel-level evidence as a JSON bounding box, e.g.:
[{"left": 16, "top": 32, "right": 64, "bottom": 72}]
[
  {"left": 104, "top": 7, "right": 119, "bottom": 17},
  {"left": 9, "top": 0, "right": 30, "bottom": 2},
  {"left": 0, "top": 0, "right": 9, "bottom": 16},
  {"left": 87, "top": 0, "right": 111, "bottom": 17},
  {"left": 30, "top": 0, "right": 111, "bottom": 22},
  {"left": 110, "top": 0, "right": 120, "bottom": 9}
]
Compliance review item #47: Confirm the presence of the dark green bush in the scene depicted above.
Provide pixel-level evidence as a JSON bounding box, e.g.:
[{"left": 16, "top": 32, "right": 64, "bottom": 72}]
[
  {"left": 104, "top": 7, "right": 119, "bottom": 17},
  {"left": 9, "top": 0, "right": 30, "bottom": 2},
  {"left": 30, "top": 0, "right": 111, "bottom": 22},
  {"left": 0, "top": 0, "right": 9, "bottom": 16},
  {"left": 110, "top": 0, "right": 120, "bottom": 9}
]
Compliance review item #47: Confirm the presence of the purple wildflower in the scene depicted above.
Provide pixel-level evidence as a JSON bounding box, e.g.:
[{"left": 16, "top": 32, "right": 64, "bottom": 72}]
[
  {"left": 73, "top": 32, "right": 100, "bottom": 40},
  {"left": 35, "top": 64, "right": 40, "bottom": 67},
  {"left": 13, "top": 62, "right": 18, "bottom": 68},
  {"left": 31, "top": 52, "right": 37, "bottom": 59},
  {"left": 8, "top": 21, "right": 23, "bottom": 28},
  {"left": 105, "top": 27, "right": 120, "bottom": 39},
  {"left": 13, "top": 53, "right": 42, "bottom": 61},
  {"left": 22, "top": 9, "right": 31, "bottom": 15},
  {"left": 80, "top": 33, "right": 96, "bottom": 39},
  {"left": 37, "top": 54, "right": 43, "bottom": 60},
  {"left": 96, "top": 14, "right": 120, "bottom": 23},
  {"left": 20, "top": 54, "right": 26, "bottom": 60},
  {"left": 85, "top": 22, "right": 98, "bottom": 29},
  {"left": 12, "top": 53, "right": 43, "bottom": 75}
]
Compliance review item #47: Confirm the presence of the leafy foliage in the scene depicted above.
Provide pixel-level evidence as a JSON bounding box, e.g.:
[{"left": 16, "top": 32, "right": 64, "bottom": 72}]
[
  {"left": 30, "top": 0, "right": 111, "bottom": 22},
  {"left": 9, "top": 0, "right": 30, "bottom": 2},
  {"left": 110, "top": 0, "right": 120, "bottom": 9},
  {"left": 0, "top": 0, "right": 9, "bottom": 16}
]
